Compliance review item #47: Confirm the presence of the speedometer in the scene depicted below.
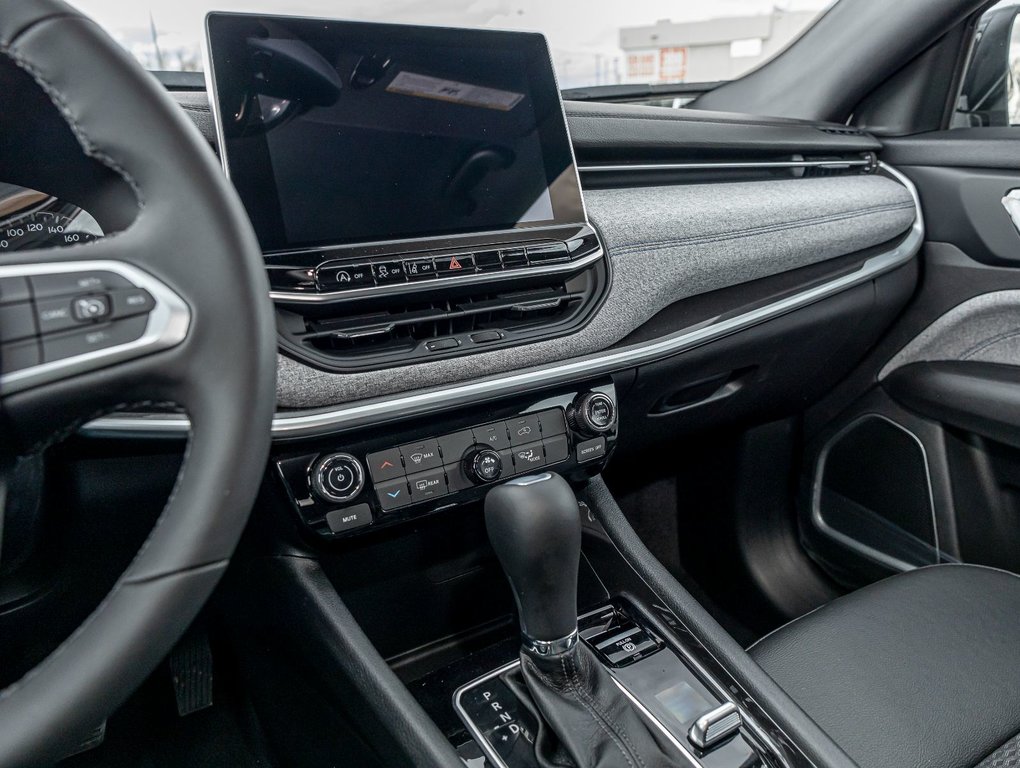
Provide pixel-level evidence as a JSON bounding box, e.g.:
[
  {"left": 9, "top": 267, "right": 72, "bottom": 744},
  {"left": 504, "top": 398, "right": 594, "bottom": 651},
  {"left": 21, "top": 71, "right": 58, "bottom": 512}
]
[{"left": 0, "top": 183, "right": 105, "bottom": 253}]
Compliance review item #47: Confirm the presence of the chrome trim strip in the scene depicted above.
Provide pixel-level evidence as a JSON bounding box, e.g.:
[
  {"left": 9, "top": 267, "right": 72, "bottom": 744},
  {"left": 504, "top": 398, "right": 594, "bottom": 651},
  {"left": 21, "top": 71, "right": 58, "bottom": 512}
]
[
  {"left": 580, "top": 158, "right": 872, "bottom": 173},
  {"left": 0, "top": 260, "right": 190, "bottom": 395},
  {"left": 269, "top": 247, "right": 604, "bottom": 303},
  {"left": 81, "top": 163, "right": 921, "bottom": 439},
  {"left": 522, "top": 629, "right": 578, "bottom": 656}
]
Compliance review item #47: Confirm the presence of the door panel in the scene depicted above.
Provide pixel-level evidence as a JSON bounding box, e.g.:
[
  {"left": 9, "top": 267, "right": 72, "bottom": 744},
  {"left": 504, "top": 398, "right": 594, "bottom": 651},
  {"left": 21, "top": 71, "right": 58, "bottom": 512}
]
[{"left": 800, "top": 134, "right": 1020, "bottom": 586}]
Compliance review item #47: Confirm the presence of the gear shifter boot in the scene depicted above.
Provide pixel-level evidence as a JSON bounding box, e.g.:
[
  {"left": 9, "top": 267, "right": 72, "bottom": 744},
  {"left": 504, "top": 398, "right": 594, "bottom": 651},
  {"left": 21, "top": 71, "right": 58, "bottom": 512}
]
[{"left": 504, "top": 641, "right": 686, "bottom": 768}]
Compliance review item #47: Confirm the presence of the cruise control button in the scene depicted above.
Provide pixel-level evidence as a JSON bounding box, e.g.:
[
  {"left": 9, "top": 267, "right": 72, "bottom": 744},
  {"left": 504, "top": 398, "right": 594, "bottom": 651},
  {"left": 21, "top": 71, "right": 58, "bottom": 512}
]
[
  {"left": 319, "top": 263, "right": 373, "bottom": 289},
  {"left": 366, "top": 447, "right": 404, "bottom": 483},
  {"left": 507, "top": 414, "right": 542, "bottom": 446},
  {"left": 436, "top": 253, "right": 475, "bottom": 276},
  {"left": 41, "top": 316, "right": 147, "bottom": 363},
  {"left": 35, "top": 297, "right": 80, "bottom": 334},
  {"left": 576, "top": 437, "right": 606, "bottom": 463},
  {"left": 404, "top": 258, "right": 437, "bottom": 280},
  {"left": 473, "top": 422, "right": 510, "bottom": 450},
  {"left": 0, "top": 276, "right": 31, "bottom": 305},
  {"left": 408, "top": 468, "right": 448, "bottom": 502},
  {"left": 30, "top": 271, "right": 131, "bottom": 299},
  {"left": 0, "top": 302, "right": 36, "bottom": 343},
  {"left": 399, "top": 439, "right": 442, "bottom": 472},
  {"left": 1, "top": 338, "right": 40, "bottom": 374},
  {"left": 71, "top": 295, "right": 111, "bottom": 321},
  {"left": 372, "top": 261, "right": 406, "bottom": 284},
  {"left": 375, "top": 478, "right": 411, "bottom": 511},
  {"left": 512, "top": 441, "right": 546, "bottom": 471},
  {"left": 108, "top": 287, "right": 155, "bottom": 318},
  {"left": 543, "top": 434, "right": 569, "bottom": 465},
  {"left": 326, "top": 504, "right": 373, "bottom": 534}
]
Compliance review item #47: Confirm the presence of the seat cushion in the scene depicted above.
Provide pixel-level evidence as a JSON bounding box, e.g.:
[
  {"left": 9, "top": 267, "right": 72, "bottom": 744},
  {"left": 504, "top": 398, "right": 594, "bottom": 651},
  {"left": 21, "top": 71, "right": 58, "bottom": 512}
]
[{"left": 750, "top": 565, "right": 1020, "bottom": 768}]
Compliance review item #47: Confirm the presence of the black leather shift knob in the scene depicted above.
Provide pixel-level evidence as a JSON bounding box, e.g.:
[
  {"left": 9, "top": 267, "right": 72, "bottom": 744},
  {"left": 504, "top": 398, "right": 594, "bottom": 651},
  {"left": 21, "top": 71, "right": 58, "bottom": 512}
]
[{"left": 485, "top": 472, "right": 581, "bottom": 644}]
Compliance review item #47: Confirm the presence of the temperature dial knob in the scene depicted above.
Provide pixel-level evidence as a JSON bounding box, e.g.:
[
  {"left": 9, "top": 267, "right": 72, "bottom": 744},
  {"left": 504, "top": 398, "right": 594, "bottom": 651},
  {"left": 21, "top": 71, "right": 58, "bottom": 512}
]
[
  {"left": 569, "top": 392, "right": 616, "bottom": 437},
  {"left": 465, "top": 448, "right": 504, "bottom": 485},
  {"left": 309, "top": 453, "right": 365, "bottom": 503}
]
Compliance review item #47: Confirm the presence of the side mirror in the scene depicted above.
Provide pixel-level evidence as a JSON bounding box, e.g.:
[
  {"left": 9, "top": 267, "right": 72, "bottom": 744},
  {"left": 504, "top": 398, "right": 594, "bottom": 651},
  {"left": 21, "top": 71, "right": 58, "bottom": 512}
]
[{"left": 954, "top": 4, "right": 1020, "bottom": 127}]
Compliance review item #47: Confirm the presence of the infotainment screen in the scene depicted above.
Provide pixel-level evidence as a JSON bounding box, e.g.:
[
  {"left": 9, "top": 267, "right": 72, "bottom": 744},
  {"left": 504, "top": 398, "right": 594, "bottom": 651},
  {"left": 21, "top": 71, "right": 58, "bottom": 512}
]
[{"left": 205, "top": 13, "right": 587, "bottom": 254}]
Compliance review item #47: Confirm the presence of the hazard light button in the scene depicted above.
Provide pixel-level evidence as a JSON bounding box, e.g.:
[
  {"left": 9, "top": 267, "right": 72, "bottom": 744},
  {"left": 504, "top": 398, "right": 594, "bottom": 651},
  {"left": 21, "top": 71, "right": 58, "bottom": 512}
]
[{"left": 435, "top": 253, "right": 476, "bottom": 277}]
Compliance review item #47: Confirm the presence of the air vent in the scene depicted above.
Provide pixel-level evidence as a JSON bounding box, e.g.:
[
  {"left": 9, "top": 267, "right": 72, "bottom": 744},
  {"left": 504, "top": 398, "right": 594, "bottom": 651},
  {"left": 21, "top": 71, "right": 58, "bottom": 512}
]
[
  {"left": 275, "top": 262, "right": 608, "bottom": 373},
  {"left": 818, "top": 126, "right": 865, "bottom": 136}
]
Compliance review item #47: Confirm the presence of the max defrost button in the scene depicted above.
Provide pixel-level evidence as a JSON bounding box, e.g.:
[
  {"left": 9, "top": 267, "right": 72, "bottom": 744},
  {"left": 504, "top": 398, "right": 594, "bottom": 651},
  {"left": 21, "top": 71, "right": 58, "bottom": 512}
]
[{"left": 399, "top": 439, "right": 442, "bottom": 472}]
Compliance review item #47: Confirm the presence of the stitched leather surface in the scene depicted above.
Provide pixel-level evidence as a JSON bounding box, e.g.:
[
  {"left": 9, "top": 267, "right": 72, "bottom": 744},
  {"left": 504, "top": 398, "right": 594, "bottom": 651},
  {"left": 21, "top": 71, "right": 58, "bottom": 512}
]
[
  {"left": 510, "top": 642, "right": 685, "bottom": 768},
  {"left": 750, "top": 565, "right": 1020, "bottom": 768}
]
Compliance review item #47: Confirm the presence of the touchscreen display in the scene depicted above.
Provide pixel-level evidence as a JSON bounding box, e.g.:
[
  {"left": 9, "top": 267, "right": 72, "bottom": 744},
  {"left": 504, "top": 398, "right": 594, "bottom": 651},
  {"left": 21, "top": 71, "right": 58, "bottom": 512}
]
[{"left": 206, "top": 13, "right": 586, "bottom": 253}]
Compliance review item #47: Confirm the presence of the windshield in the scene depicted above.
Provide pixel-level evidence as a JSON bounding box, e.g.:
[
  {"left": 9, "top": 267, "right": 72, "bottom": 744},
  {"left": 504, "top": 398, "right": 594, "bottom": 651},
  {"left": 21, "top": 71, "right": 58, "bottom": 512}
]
[{"left": 68, "top": 1, "right": 834, "bottom": 90}]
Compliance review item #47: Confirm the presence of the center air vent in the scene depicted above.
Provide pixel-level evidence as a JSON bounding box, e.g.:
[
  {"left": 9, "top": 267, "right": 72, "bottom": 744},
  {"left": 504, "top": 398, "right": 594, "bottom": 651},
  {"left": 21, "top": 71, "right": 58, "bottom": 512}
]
[{"left": 275, "top": 261, "right": 608, "bottom": 373}]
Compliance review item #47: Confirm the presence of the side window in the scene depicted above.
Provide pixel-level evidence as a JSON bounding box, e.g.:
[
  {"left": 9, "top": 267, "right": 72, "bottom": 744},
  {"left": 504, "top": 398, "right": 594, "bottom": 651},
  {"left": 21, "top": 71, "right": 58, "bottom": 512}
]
[{"left": 952, "top": 0, "right": 1020, "bottom": 127}]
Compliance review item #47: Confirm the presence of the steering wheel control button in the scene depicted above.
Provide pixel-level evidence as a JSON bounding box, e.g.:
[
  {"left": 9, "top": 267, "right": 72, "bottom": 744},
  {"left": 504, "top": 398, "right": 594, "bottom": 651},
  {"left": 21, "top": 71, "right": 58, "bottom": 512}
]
[
  {"left": 35, "top": 297, "right": 80, "bottom": 333},
  {"left": 309, "top": 453, "right": 365, "bottom": 504},
  {"left": 371, "top": 260, "right": 406, "bottom": 284},
  {"left": 466, "top": 448, "right": 503, "bottom": 484},
  {"left": 326, "top": 504, "right": 373, "bottom": 534},
  {"left": 507, "top": 414, "right": 542, "bottom": 446},
  {"left": 576, "top": 437, "right": 607, "bottom": 464},
  {"left": 0, "top": 276, "right": 31, "bottom": 305},
  {"left": 570, "top": 392, "right": 616, "bottom": 436},
  {"left": 0, "top": 302, "right": 36, "bottom": 342},
  {"left": 513, "top": 441, "right": 546, "bottom": 471},
  {"left": 29, "top": 270, "right": 131, "bottom": 299},
  {"left": 399, "top": 439, "right": 442, "bottom": 472},
  {"left": 408, "top": 468, "right": 448, "bottom": 502},
  {"left": 318, "top": 263, "right": 373, "bottom": 290},
  {"left": 41, "top": 316, "right": 147, "bottom": 362},
  {"left": 366, "top": 447, "right": 405, "bottom": 483},
  {"left": 543, "top": 434, "right": 569, "bottom": 465},
  {"left": 473, "top": 422, "right": 511, "bottom": 450},
  {"left": 72, "top": 295, "right": 111, "bottom": 322},
  {"left": 538, "top": 408, "right": 567, "bottom": 436},
  {"left": 108, "top": 287, "right": 155, "bottom": 319},
  {"left": 375, "top": 477, "right": 411, "bottom": 511},
  {"left": 0, "top": 339, "right": 41, "bottom": 374}
]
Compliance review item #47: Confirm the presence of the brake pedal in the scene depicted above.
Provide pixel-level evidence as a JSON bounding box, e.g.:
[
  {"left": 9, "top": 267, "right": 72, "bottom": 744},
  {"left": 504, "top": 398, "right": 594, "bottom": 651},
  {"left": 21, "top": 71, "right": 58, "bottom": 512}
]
[{"left": 169, "top": 628, "right": 214, "bottom": 716}]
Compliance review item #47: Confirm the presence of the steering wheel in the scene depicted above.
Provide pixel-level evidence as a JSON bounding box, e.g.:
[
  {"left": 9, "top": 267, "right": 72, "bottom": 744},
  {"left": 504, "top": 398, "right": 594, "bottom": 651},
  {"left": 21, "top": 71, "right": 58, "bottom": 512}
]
[{"left": 0, "top": 3, "right": 276, "bottom": 765}]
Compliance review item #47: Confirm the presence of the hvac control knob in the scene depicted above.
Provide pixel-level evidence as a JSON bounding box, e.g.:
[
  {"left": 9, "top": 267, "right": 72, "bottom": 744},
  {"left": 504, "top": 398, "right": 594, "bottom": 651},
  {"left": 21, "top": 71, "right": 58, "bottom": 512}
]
[
  {"left": 309, "top": 453, "right": 365, "bottom": 503},
  {"left": 464, "top": 447, "right": 504, "bottom": 485},
  {"left": 568, "top": 392, "right": 616, "bottom": 437}
]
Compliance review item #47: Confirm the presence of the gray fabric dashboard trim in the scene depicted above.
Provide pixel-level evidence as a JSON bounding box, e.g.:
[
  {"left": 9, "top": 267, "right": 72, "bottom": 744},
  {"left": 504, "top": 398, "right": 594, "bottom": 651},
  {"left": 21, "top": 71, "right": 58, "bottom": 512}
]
[
  {"left": 278, "top": 175, "right": 915, "bottom": 408},
  {"left": 879, "top": 291, "right": 1020, "bottom": 379}
]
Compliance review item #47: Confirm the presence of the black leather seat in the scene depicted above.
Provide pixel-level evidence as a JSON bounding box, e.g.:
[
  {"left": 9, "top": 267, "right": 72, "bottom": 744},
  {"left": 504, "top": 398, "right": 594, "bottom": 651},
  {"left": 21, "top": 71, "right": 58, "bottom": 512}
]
[{"left": 750, "top": 565, "right": 1020, "bottom": 768}]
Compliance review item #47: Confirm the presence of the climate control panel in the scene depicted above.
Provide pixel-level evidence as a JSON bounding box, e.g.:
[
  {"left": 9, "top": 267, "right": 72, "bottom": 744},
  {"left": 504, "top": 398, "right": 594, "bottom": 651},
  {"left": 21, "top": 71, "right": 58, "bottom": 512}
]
[{"left": 275, "top": 384, "right": 618, "bottom": 539}]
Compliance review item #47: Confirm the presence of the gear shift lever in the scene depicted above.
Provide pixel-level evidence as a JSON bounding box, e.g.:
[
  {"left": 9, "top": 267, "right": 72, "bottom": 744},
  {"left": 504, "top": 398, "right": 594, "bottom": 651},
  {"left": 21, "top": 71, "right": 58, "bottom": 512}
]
[
  {"left": 484, "top": 472, "right": 581, "bottom": 655},
  {"left": 485, "top": 473, "right": 685, "bottom": 768}
]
